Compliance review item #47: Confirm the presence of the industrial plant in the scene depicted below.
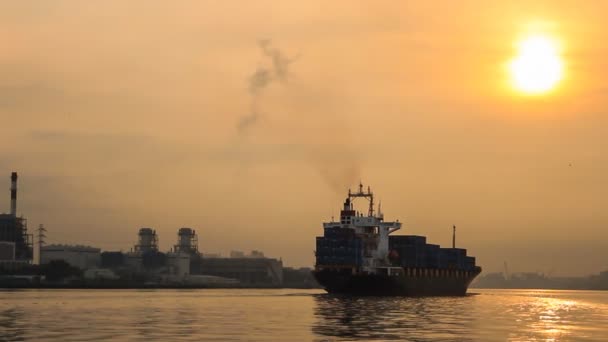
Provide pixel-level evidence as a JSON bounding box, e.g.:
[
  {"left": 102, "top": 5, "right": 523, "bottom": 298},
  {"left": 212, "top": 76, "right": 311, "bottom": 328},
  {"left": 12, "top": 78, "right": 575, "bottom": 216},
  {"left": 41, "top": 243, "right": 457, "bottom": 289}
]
[
  {"left": 0, "top": 173, "right": 33, "bottom": 270},
  {"left": 0, "top": 172, "right": 316, "bottom": 288},
  {"left": 33, "top": 227, "right": 287, "bottom": 287}
]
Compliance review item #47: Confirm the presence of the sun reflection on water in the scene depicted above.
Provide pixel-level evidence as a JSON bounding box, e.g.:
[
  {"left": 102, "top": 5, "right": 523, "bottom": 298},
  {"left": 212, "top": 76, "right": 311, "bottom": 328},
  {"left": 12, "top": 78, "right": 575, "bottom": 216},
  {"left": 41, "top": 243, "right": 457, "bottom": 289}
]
[
  {"left": 498, "top": 291, "right": 605, "bottom": 341},
  {"left": 313, "top": 290, "right": 608, "bottom": 341}
]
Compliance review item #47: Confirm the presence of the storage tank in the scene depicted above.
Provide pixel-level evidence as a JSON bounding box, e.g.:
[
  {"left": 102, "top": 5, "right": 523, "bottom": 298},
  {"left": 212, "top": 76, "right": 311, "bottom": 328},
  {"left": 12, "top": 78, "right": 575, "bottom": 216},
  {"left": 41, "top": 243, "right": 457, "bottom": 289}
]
[{"left": 168, "top": 252, "right": 190, "bottom": 277}]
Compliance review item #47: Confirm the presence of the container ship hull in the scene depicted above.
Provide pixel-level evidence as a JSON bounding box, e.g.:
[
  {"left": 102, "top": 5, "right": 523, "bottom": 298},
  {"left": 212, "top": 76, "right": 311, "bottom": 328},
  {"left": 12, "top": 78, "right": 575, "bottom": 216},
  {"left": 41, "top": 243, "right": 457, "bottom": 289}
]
[{"left": 313, "top": 268, "right": 481, "bottom": 296}]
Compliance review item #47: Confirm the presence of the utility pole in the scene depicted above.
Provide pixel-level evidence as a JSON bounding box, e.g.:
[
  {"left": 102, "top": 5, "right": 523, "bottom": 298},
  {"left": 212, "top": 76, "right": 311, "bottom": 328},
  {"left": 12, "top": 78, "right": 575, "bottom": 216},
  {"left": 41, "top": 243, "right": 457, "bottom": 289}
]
[{"left": 37, "top": 224, "right": 47, "bottom": 264}]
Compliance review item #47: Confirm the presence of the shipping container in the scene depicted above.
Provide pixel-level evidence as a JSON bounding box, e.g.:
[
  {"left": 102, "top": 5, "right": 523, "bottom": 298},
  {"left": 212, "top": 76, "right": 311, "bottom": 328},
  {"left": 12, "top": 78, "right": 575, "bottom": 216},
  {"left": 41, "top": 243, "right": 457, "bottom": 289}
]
[
  {"left": 316, "top": 235, "right": 362, "bottom": 266},
  {"left": 389, "top": 235, "right": 427, "bottom": 246},
  {"left": 439, "top": 248, "right": 467, "bottom": 269},
  {"left": 464, "top": 256, "right": 476, "bottom": 270},
  {"left": 324, "top": 227, "right": 356, "bottom": 238}
]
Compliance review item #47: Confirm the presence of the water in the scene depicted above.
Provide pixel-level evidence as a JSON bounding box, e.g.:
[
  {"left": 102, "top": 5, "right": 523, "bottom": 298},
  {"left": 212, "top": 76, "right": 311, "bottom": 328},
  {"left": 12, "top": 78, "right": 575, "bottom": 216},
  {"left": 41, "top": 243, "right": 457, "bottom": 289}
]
[{"left": 1, "top": 289, "right": 607, "bottom": 341}]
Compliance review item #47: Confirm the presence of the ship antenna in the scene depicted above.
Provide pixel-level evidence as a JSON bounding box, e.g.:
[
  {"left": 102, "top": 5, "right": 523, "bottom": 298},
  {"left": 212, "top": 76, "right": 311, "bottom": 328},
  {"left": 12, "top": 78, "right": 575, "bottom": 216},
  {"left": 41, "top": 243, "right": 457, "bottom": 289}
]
[{"left": 452, "top": 225, "right": 456, "bottom": 248}]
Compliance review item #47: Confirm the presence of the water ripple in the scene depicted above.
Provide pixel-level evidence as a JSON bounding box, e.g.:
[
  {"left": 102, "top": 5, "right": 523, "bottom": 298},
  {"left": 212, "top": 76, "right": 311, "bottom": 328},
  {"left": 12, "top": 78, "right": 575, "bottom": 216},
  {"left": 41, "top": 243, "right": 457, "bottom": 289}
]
[{"left": 0, "top": 289, "right": 606, "bottom": 341}]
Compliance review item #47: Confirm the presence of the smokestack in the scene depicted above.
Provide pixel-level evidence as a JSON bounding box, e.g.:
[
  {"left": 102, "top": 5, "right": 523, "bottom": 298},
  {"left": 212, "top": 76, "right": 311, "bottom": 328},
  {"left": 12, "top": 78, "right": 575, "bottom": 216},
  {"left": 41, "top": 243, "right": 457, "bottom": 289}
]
[
  {"left": 10, "top": 172, "right": 17, "bottom": 216},
  {"left": 452, "top": 225, "right": 456, "bottom": 249}
]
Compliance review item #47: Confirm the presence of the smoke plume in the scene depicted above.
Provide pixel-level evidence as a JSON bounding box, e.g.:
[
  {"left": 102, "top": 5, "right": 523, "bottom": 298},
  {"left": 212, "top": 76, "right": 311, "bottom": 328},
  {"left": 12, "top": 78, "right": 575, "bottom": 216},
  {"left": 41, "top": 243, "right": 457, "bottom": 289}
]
[
  {"left": 236, "top": 40, "right": 361, "bottom": 194},
  {"left": 315, "top": 154, "right": 361, "bottom": 194},
  {"left": 237, "top": 40, "right": 296, "bottom": 134}
]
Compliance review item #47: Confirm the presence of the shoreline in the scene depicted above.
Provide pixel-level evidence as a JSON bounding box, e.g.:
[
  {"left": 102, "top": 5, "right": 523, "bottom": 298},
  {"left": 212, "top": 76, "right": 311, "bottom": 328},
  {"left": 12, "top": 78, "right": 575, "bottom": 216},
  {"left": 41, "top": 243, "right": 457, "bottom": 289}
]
[{"left": 0, "top": 284, "right": 321, "bottom": 290}]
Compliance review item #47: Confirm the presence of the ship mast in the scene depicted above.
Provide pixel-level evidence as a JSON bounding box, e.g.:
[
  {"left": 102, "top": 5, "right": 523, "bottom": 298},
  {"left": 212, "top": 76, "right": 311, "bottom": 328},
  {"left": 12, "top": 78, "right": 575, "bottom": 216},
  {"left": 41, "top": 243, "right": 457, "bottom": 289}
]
[{"left": 348, "top": 182, "right": 375, "bottom": 217}]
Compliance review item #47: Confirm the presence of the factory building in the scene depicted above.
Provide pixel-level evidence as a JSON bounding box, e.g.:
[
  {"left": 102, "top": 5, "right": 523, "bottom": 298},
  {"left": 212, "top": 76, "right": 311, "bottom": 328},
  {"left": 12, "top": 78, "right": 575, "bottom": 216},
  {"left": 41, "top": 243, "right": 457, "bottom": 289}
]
[
  {"left": 230, "top": 250, "right": 265, "bottom": 259},
  {"left": 126, "top": 228, "right": 166, "bottom": 271},
  {"left": 134, "top": 228, "right": 158, "bottom": 253},
  {"left": 41, "top": 244, "right": 101, "bottom": 270},
  {"left": 83, "top": 268, "right": 119, "bottom": 280},
  {"left": 0, "top": 240, "right": 30, "bottom": 272},
  {"left": 0, "top": 241, "right": 16, "bottom": 261},
  {"left": 0, "top": 172, "right": 296, "bottom": 288},
  {"left": 100, "top": 251, "right": 125, "bottom": 268},
  {"left": 174, "top": 228, "right": 198, "bottom": 255},
  {"left": 0, "top": 173, "right": 33, "bottom": 262},
  {"left": 114, "top": 228, "right": 282, "bottom": 286},
  {"left": 126, "top": 228, "right": 157, "bottom": 271},
  {"left": 198, "top": 254, "right": 283, "bottom": 286},
  {"left": 164, "top": 228, "right": 199, "bottom": 277},
  {"left": 167, "top": 252, "right": 190, "bottom": 277},
  {"left": 125, "top": 253, "right": 143, "bottom": 271}
]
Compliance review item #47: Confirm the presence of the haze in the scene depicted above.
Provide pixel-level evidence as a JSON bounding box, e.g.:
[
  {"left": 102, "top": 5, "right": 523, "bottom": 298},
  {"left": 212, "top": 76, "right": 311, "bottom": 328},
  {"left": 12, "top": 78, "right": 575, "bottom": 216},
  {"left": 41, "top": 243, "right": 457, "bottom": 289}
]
[{"left": 1, "top": 1, "right": 607, "bottom": 276}]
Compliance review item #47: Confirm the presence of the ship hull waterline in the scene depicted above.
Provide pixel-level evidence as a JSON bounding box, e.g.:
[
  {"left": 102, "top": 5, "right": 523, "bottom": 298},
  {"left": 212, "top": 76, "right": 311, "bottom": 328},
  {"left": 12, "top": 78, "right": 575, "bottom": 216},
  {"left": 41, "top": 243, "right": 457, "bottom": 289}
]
[{"left": 313, "top": 268, "right": 481, "bottom": 296}]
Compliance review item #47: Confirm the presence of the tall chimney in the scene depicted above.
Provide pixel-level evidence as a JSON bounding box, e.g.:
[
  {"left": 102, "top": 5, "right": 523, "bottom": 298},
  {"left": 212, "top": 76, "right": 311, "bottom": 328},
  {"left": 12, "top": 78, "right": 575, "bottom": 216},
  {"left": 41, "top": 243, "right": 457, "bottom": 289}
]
[
  {"left": 10, "top": 172, "right": 17, "bottom": 216},
  {"left": 452, "top": 225, "right": 456, "bottom": 249}
]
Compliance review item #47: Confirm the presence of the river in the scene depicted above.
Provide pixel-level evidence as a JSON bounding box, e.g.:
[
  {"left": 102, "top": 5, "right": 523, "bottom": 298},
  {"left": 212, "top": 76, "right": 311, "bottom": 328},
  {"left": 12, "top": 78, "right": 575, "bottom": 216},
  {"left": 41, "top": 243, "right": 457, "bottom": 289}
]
[{"left": 1, "top": 289, "right": 607, "bottom": 341}]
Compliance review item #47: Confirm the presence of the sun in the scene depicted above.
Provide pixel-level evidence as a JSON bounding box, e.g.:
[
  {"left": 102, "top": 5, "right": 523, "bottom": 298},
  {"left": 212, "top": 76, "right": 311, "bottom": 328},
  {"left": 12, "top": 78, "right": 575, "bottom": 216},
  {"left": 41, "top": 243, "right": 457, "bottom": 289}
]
[{"left": 509, "top": 34, "right": 564, "bottom": 95}]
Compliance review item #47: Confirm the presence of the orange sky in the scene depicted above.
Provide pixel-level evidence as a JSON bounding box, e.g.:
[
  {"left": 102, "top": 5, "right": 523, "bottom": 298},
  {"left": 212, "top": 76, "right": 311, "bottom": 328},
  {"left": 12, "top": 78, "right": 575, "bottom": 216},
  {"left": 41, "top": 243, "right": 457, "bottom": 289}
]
[{"left": 1, "top": 1, "right": 607, "bottom": 275}]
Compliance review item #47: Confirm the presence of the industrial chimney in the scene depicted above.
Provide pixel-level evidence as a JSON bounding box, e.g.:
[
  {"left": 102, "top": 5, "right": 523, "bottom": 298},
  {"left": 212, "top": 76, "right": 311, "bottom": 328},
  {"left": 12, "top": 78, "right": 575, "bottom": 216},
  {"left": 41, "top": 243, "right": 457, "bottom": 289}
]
[{"left": 10, "top": 172, "right": 17, "bottom": 216}]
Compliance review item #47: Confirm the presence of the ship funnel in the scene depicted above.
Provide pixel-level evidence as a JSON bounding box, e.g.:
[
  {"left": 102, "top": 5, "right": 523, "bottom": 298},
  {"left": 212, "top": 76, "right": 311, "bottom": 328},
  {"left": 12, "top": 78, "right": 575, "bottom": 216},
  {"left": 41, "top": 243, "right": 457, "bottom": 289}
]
[{"left": 10, "top": 172, "right": 17, "bottom": 216}]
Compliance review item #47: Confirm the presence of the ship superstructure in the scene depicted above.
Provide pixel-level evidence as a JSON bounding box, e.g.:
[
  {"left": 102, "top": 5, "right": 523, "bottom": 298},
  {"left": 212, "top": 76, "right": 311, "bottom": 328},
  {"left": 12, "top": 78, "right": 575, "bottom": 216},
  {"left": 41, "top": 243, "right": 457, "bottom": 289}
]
[
  {"left": 319, "top": 184, "right": 402, "bottom": 274},
  {"left": 313, "top": 184, "right": 481, "bottom": 296}
]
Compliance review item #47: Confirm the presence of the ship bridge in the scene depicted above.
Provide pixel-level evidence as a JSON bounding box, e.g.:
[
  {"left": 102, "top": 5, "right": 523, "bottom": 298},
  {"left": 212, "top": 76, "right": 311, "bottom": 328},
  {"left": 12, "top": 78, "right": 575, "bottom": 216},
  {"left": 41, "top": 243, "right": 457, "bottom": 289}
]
[{"left": 322, "top": 183, "right": 401, "bottom": 265}]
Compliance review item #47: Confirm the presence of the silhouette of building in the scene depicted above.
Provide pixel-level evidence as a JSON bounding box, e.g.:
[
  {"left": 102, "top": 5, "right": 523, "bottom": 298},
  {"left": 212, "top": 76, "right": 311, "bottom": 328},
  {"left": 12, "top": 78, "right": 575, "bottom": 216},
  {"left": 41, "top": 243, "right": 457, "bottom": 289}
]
[
  {"left": 197, "top": 251, "right": 283, "bottom": 286},
  {"left": 41, "top": 244, "right": 101, "bottom": 270},
  {"left": 0, "top": 241, "right": 16, "bottom": 261},
  {"left": 0, "top": 173, "right": 33, "bottom": 263}
]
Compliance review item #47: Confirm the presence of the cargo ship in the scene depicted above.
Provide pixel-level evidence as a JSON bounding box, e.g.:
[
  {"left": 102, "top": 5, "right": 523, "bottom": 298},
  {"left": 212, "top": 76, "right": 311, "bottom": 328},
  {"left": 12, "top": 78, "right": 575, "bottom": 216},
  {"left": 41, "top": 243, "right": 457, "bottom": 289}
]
[{"left": 313, "top": 184, "right": 481, "bottom": 296}]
